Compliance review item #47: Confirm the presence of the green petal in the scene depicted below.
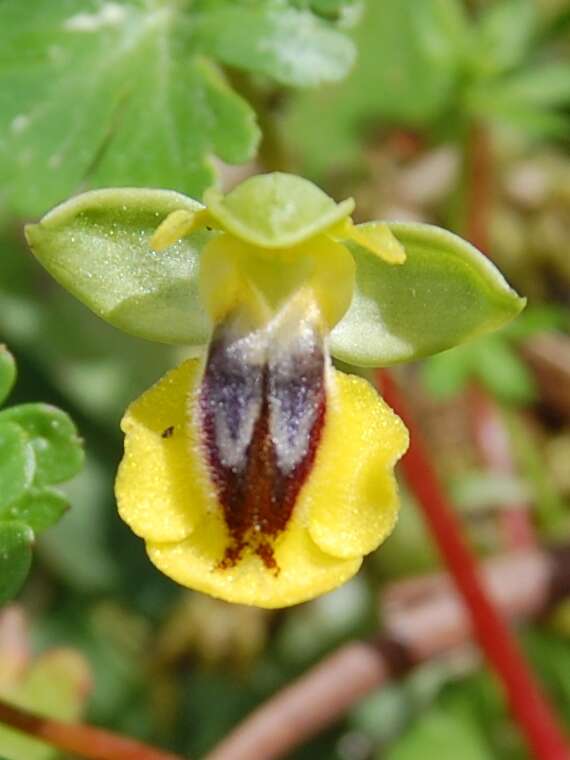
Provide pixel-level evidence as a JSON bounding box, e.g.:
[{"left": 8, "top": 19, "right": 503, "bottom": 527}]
[
  {"left": 0, "top": 522, "right": 33, "bottom": 605},
  {"left": 205, "top": 173, "right": 354, "bottom": 248},
  {"left": 330, "top": 223, "right": 525, "bottom": 366},
  {"left": 25, "top": 188, "right": 213, "bottom": 345}
]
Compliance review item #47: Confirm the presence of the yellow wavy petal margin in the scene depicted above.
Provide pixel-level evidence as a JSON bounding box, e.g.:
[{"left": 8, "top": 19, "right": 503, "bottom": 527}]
[{"left": 116, "top": 360, "right": 408, "bottom": 608}]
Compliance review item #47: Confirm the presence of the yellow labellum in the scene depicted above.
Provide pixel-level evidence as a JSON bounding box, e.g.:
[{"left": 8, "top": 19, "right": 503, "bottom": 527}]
[{"left": 116, "top": 360, "right": 408, "bottom": 608}]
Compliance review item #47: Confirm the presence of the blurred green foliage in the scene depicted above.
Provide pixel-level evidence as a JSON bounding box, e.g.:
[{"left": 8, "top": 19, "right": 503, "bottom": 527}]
[
  {"left": 0, "top": 0, "right": 569, "bottom": 758},
  {"left": 422, "top": 305, "right": 570, "bottom": 404},
  {"left": 0, "top": 0, "right": 355, "bottom": 216},
  {"left": 285, "top": 0, "right": 570, "bottom": 178}
]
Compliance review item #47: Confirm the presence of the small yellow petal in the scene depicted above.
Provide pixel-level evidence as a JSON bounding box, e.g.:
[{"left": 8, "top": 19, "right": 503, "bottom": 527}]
[
  {"left": 340, "top": 221, "right": 406, "bottom": 264},
  {"left": 147, "top": 512, "right": 361, "bottom": 609},
  {"left": 305, "top": 371, "right": 409, "bottom": 559},
  {"left": 150, "top": 209, "right": 211, "bottom": 251},
  {"left": 116, "top": 359, "right": 214, "bottom": 543}
]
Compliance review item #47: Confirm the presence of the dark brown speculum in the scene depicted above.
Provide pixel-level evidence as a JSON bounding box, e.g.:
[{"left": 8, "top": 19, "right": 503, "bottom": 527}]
[{"left": 198, "top": 308, "right": 327, "bottom": 572}]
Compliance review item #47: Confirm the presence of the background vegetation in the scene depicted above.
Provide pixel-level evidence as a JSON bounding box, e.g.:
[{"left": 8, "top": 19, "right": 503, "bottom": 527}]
[{"left": 0, "top": 0, "right": 569, "bottom": 757}]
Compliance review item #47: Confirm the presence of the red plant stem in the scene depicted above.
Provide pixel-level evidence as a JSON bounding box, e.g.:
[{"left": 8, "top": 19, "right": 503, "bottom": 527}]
[
  {"left": 378, "top": 369, "right": 570, "bottom": 760},
  {"left": 0, "top": 698, "right": 185, "bottom": 760}
]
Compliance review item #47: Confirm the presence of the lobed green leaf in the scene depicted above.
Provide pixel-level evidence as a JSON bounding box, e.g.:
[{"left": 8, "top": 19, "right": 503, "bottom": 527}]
[
  {"left": 0, "top": 347, "right": 16, "bottom": 406},
  {"left": 0, "top": 522, "right": 33, "bottom": 606},
  {"left": 330, "top": 222, "right": 525, "bottom": 366},
  {"left": 0, "top": 421, "right": 35, "bottom": 511},
  {"left": 26, "top": 188, "right": 213, "bottom": 346},
  {"left": 1, "top": 488, "right": 69, "bottom": 535},
  {"left": 0, "top": 0, "right": 354, "bottom": 216},
  {"left": 192, "top": 4, "right": 355, "bottom": 87},
  {"left": 0, "top": 404, "right": 83, "bottom": 487}
]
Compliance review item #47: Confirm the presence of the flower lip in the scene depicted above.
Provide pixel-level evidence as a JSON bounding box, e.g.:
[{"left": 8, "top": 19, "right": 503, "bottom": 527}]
[
  {"left": 198, "top": 302, "right": 327, "bottom": 573},
  {"left": 116, "top": 357, "right": 408, "bottom": 608},
  {"left": 204, "top": 173, "right": 355, "bottom": 249}
]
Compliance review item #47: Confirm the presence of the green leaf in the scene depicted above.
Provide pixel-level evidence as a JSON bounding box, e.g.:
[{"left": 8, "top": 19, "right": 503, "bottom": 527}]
[
  {"left": 0, "top": 404, "right": 83, "bottom": 487},
  {"left": 0, "top": 522, "right": 33, "bottom": 606},
  {"left": 494, "top": 63, "right": 570, "bottom": 107},
  {"left": 504, "top": 304, "right": 569, "bottom": 340},
  {"left": 26, "top": 188, "right": 213, "bottom": 346},
  {"left": 474, "top": 0, "right": 537, "bottom": 76},
  {"left": 1, "top": 488, "right": 69, "bottom": 535},
  {"left": 0, "top": 422, "right": 35, "bottom": 511},
  {"left": 387, "top": 705, "right": 493, "bottom": 760},
  {"left": 330, "top": 223, "right": 525, "bottom": 366},
  {"left": 0, "top": 347, "right": 16, "bottom": 406},
  {"left": 192, "top": 4, "right": 356, "bottom": 86},
  {"left": 0, "top": 0, "right": 257, "bottom": 217},
  {"left": 0, "top": 1, "right": 355, "bottom": 217},
  {"left": 284, "top": 0, "right": 465, "bottom": 175},
  {"left": 421, "top": 344, "right": 475, "bottom": 399},
  {"left": 469, "top": 63, "right": 570, "bottom": 135},
  {"left": 290, "top": 0, "right": 362, "bottom": 24},
  {"left": 422, "top": 333, "right": 537, "bottom": 405},
  {"left": 474, "top": 336, "right": 537, "bottom": 404}
]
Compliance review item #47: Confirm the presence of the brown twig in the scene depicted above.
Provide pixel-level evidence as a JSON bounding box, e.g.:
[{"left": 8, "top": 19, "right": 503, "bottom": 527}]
[
  {"left": 465, "top": 122, "right": 492, "bottom": 254},
  {"left": 205, "top": 545, "right": 570, "bottom": 760},
  {"left": 521, "top": 333, "right": 570, "bottom": 419},
  {"left": 0, "top": 699, "right": 186, "bottom": 760}
]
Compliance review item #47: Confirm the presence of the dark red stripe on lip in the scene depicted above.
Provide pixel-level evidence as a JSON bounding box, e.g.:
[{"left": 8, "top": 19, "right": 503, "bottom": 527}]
[{"left": 198, "top": 314, "right": 327, "bottom": 572}]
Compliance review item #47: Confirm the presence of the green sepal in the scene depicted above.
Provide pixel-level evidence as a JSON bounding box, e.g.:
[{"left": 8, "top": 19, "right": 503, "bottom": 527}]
[
  {"left": 0, "top": 347, "right": 16, "bottom": 406},
  {"left": 0, "top": 404, "right": 83, "bottom": 486},
  {"left": 330, "top": 222, "right": 525, "bottom": 366},
  {"left": 0, "top": 487, "right": 69, "bottom": 534},
  {"left": 26, "top": 188, "right": 214, "bottom": 346},
  {"left": 0, "top": 421, "right": 35, "bottom": 510},
  {"left": 205, "top": 173, "right": 354, "bottom": 248},
  {"left": 0, "top": 522, "right": 33, "bottom": 606}
]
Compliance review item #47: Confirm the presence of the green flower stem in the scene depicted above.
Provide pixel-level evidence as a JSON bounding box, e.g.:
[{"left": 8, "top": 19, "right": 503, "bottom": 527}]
[{"left": 0, "top": 698, "right": 185, "bottom": 760}]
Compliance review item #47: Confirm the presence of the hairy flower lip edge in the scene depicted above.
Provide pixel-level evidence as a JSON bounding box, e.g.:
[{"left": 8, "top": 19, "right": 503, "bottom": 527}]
[{"left": 115, "top": 359, "right": 409, "bottom": 608}]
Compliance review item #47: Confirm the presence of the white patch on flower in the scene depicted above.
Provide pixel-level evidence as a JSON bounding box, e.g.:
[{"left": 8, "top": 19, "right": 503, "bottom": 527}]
[
  {"left": 211, "top": 330, "right": 265, "bottom": 471},
  {"left": 64, "top": 3, "right": 127, "bottom": 32},
  {"left": 269, "top": 317, "right": 325, "bottom": 474}
]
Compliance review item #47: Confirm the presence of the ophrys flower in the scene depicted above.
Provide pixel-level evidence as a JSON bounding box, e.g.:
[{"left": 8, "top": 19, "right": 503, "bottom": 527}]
[{"left": 26, "top": 173, "right": 524, "bottom": 607}]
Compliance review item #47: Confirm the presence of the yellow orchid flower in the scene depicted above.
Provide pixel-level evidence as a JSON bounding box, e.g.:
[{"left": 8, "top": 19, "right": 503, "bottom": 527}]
[
  {"left": 26, "top": 173, "right": 525, "bottom": 608},
  {"left": 119, "top": 174, "right": 408, "bottom": 608}
]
